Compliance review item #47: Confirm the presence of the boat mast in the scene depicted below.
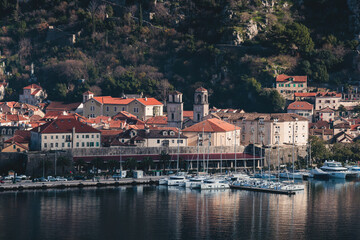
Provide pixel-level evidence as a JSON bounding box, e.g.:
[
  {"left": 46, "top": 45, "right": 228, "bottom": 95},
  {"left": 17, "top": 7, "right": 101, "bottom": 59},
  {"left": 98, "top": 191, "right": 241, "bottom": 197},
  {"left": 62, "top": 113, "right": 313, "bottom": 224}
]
[
  {"left": 197, "top": 134, "right": 200, "bottom": 174},
  {"left": 292, "top": 120, "right": 295, "bottom": 183},
  {"left": 234, "top": 124, "right": 237, "bottom": 173},
  {"left": 221, "top": 136, "right": 223, "bottom": 174},
  {"left": 177, "top": 128, "right": 180, "bottom": 172}
]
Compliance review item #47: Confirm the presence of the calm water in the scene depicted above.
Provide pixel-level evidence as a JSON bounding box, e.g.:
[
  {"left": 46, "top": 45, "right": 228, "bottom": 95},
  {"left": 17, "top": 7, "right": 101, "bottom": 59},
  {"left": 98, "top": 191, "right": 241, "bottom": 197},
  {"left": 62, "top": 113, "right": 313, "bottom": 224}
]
[{"left": 1, "top": 180, "right": 360, "bottom": 240}]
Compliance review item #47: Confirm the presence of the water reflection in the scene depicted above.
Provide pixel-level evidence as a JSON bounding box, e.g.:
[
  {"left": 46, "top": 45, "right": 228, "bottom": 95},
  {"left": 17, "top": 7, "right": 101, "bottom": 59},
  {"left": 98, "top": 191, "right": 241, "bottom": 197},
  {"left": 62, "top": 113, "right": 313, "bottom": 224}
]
[{"left": 0, "top": 181, "right": 360, "bottom": 240}]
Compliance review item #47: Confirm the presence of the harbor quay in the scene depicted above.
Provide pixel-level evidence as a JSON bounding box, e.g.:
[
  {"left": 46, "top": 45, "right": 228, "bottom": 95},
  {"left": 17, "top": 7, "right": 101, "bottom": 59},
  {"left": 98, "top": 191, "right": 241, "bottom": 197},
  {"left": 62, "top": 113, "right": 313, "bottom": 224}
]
[
  {"left": 17, "top": 145, "right": 308, "bottom": 177},
  {"left": 0, "top": 176, "right": 163, "bottom": 192}
]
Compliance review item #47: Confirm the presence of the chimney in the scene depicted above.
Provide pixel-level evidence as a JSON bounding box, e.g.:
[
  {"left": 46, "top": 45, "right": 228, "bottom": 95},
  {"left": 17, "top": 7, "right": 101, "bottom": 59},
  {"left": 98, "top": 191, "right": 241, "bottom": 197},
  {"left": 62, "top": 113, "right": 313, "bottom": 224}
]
[{"left": 145, "top": 97, "right": 147, "bottom": 101}]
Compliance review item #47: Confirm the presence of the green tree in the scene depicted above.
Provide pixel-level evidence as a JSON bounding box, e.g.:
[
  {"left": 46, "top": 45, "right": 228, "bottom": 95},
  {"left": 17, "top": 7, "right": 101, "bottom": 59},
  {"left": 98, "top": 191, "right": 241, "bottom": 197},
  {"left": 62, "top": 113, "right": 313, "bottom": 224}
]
[
  {"left": 159, "top": 151, "right": 171, "bottom": 172},
  {"left": 56, "top": 156, "right": 71, "bottom": 175},
  {"left": 338, "top": 105, "right": 346, "bottom": 116},
  {"left": 125, "top": 157, "right": 138, "bottom": 171},
  {"left": 140, "top": 157, "right": 153, "bottom": 173},
  {"left": 107, "top": 160, "right": 118, "bottom": 173},
  {"left": 74, "top": 159, "right": 86, "bottom": 173},
  {"left": 309, "top": 136, "right": 330, "bottom": 165}
]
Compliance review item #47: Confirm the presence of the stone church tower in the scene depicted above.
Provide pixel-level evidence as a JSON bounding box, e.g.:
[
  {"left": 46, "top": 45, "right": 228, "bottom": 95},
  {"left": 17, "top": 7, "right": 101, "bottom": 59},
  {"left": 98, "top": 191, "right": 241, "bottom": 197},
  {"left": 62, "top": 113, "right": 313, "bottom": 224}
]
[
  {"left": 193, "top": 87, "right": 209, "bottom": 123},
  {"left": 167, "top": 91, "right": 183, "bottom": 129}
]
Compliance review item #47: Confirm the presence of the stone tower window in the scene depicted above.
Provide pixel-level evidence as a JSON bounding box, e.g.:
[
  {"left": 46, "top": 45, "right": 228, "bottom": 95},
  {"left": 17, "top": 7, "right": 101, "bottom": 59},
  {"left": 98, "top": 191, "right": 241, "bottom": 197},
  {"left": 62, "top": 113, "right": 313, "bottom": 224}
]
[{"left": 197, "top": 94, "right": 201, "bottom": 104}]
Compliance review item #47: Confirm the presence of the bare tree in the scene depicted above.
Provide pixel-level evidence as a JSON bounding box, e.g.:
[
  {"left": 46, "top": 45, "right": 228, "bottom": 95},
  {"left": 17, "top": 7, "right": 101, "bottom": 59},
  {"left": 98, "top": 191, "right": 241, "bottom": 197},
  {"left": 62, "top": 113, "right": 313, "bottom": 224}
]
[{"left": 18, "top": 38, "right": 31, "bottom": 65}]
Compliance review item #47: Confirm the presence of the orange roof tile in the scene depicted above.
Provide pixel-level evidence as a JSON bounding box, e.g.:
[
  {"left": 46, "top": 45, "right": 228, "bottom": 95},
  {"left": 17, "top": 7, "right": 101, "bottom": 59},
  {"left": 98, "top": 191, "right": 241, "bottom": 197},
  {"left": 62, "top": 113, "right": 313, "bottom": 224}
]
[
  {"left": 23, "top": 84, "right": 42, "bottom": 90},
  {"left": 276, "top": 74, "right": 307, "bottom": 83},
  {"left": 294, "top": 92, "right": 317, "bottom": 97},
  {"left": 93, "top": 96, "right": 134, "bottom": 105},
  {"left": 136, "top": 98, "right": 163, "bottom": 106},
  {"left": 145, "top": 116, "right": 168, "bottom": 125},
  {"left": 183, "top": 111, "right": 194, "bottom": 118},
  {"left": 195, "top": 87, "right": 207, "bottom": 92},
  {"left": 287, "top": 101, "right": 313, "bottom": 111},
  {"left": 182, "top": 118, "right": 240, "bottom": 133}
]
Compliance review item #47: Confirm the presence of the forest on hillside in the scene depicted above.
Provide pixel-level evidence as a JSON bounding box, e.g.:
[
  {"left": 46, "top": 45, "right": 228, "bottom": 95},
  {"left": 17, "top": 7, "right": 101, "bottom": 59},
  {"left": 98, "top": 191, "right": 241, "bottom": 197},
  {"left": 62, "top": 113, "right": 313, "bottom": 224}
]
[{"left": 0, "top": 0, "right": 359, "bottom": 112}]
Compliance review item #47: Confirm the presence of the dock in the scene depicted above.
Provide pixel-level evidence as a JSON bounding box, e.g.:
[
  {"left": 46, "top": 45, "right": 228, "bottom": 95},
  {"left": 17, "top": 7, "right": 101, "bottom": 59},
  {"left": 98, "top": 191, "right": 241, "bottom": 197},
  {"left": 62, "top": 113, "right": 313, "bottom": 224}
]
[
  {"left": 230, "top": 184, "right": 296, "bottom": 195},
  {"left": 0, "top": 177, "right": 162, "bottom": 192}
]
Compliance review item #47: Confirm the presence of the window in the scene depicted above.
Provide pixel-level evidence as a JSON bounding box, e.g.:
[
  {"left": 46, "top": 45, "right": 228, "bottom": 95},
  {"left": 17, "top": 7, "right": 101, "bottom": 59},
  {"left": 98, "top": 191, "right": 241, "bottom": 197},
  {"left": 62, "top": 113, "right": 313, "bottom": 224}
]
[
  {"left": 114, "top": 107, "right": 117, "bottom": 112},
  {"left": 77, "top": 135, "right": 79, "bottom": 139},
  {"left": 91, "top": 135, "right": 94, "bottom": 138},
  {"left": 68, "top": 143, "right": 70, "bottom": 147},
  {"left": 172, "top": 140, "right": 174, "bottom": 143},
  {"left": 56, "top": 135, "right": 58, "bottom": 139},
  {"left": 44, "top": 143, "right": 47, "bottom": 148},
  {"left": 82, "top": 142, "right": 84, "bottom": 147},
  {"left": 333, "top": 100, "right": 335, "bottom": 103},
  {"left": 106, "top": 106, "right": 109, "bottom": 112},
  {"left": 62, "top": 135, "right": 65, "bottom": 139},
  {"left": 82, "top": 135, "right": 84, "bottom": 138},
  {"left": 86, "top": 135, "right": 89, "bottom": 138},
  {"left": 97, "top": 135, "right": 99, "bottom": 138},
  {"left": 122, "top": 107, "right": 125, "bottom": 111},
  {"left": 87, "top": 142, "right": 89, "bottom": 147},
  {"left": 44, "top": 136, "right": 47, "bottom": 140},
  {"left": 51, "top": 143, "right": 53, "bottom": 148},
  {"left": 134, "top": 108, "right": 139, "bottom": 113},
  {"left": 157, "top": 140, "right": 160, "bottom": 144},
  {"left": 76, "top": 142, "right": 79, "bottom": 147},
  {"left": 96, "top": 142, "right": 99, "bottom": 147},
  {"left": 55, "top": 143, "right": 58, "bottom": 147},
  {"left": 62, "top": 143, "right": 64, "bottom": 147},
  {"left": 177, "top": 140, "right": 183, "bottom": 144},
  {"left": 318, "top": 100, "right": 321, "bottom": 103},
  {"left": 51, "top": 136, "right": 54, "bottom": 139}
]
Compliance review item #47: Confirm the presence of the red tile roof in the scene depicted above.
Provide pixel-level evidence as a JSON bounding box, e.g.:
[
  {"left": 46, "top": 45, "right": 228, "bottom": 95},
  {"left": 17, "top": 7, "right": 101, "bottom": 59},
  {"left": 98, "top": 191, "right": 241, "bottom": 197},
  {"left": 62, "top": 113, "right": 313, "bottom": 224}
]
[
  {"left": 5, "top": 114, "right": 29, "bottom": 122},
  {"left": 31, "top": 89, "right": 41, "bottom": 96},
  {"left": 46, "top": 101, "right": 82, "bottom": 112},
  {"left": 145, "top": 116, "right": 168, "bottom": 125},
  {"left": 112, "top": 111, "right": 138, "bottom": 120},
  {"left": 276, "top": 74, "right": 307, "bottom": 83},
  {"left": 83, "top": 91, "right": 94, "bottom": 95},
  {"left": 4, "top": 135, "right": 29, "bottom": 144},
  {"left": 318, "top": 107, "right": 336, "bottom": 113},
  {"left": 93, "top": 96, "right": 134, "bottom": 105},
  {"left": 100, "top": 129, "right": 123, "bottom": 136},
  {"left": 183, "top": 111, "right": 194, "bottom": 119},
  {"left": 136, "top": 98, "right": 163, "bottom": 106},
  {"left": 31, "top": 118, "right": 100, "bottom": 134},
  {"left": 287, "top": 101, "right": 313, "bottom": 111},
  {"left": 23, "top": 84, "right": 42, "bottom": 90},
  {"left": 195, "top": 87, "right": 207, "bottom": 92},
  {"left": 294, "top": 92, "right": 317, "bottom": 97},
  {"left": 182, "top": 118, "right": 240, "bottom": 133}
]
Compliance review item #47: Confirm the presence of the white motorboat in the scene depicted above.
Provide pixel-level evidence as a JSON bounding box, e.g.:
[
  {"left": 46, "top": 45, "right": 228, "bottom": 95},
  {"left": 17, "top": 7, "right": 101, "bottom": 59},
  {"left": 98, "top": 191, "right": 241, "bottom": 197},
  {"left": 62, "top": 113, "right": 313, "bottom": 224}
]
[
  {"left": 167, "top": 175, "right": 186, "bottom": 186},
  {"left": 159, "top": 178, "right": 168, "bottom": 185},
  {"left": 320, "top": 160, "right": 357, "bottom": 179},
  {"left": 191, "top": 178, "right": 230, "bottom": 190},
  {"left": 308, "top": 167, "right": 330, "bottom": 180},
  {"left": 179, "top": 176, "right": 207, "bottom": 188},
  {"left": 279, "top": 170, "right": 304, "bottom": 180},
  {"left": 347, "top": 165, "right": 360, "bottom": 177}
]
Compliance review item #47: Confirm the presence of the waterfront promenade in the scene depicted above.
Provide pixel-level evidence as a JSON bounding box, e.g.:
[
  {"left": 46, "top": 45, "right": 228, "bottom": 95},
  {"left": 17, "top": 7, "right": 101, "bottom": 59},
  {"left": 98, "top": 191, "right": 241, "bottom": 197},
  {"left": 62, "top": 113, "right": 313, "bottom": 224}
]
[{"left": 0, "top": 176, "right": 163, "bottom": 192}]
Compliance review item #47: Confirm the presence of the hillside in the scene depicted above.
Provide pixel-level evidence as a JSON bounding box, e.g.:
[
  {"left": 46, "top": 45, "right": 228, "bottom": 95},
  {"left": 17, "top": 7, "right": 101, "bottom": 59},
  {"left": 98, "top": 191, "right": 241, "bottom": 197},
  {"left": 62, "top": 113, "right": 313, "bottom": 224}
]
[{"left": 0, "top": 0, "right": 359, "bottom": 112}]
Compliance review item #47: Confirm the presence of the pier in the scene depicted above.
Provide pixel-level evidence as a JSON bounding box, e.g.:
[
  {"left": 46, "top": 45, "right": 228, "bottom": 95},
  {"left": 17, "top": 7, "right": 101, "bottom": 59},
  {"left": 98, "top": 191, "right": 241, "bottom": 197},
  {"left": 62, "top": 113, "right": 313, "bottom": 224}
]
[{"left": 0, "top": 176, "right": 163, "bottom": 192}]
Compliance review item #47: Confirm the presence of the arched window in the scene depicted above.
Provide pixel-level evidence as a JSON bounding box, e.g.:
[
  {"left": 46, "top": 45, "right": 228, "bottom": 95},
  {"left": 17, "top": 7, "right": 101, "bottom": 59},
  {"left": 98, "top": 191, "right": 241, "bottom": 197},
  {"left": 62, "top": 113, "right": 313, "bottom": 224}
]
[
  {"left": 205, "top": 94, "right": 208, "bottom": 103},
  {"left": 7, "top": 129, "right": 12, "bottom": 135},
  {"left": 1, "top": 129, "right": 5, "bottom": 135},
  {"left": 197, "top": 113, "right": 200, "bottom": 122},
  {"left": 197, "top": 95, "right": 201, "bottom": 104},
  {"left": 171, "top": 113, "right": 174, "bottom": 120}
]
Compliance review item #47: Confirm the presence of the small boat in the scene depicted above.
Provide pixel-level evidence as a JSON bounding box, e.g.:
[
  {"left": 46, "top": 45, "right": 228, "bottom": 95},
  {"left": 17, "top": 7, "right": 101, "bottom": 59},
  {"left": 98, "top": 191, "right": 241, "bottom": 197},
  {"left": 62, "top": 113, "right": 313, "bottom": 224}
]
[
  {"left": 309, "top": 167, "right": 330, "bottom": 180},
  {"left": 191, "top": 178, "right": 230, "bottom": 190},
  {"left": 179, "top": 176, "right": 207, "bottom": 188},
  {"left": 279, "top": 170, "right": 304, "bottom": 180}
]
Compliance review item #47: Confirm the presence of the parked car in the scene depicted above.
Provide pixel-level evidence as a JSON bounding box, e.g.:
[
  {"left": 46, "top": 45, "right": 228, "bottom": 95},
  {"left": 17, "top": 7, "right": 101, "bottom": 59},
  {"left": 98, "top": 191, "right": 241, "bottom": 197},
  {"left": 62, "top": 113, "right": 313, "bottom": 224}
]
[
  {"left": 55, "top": 177, "right": 68, "bottom": 181},
  {"left": 3, "top": 176, "right": 14, "bottom": 180}
]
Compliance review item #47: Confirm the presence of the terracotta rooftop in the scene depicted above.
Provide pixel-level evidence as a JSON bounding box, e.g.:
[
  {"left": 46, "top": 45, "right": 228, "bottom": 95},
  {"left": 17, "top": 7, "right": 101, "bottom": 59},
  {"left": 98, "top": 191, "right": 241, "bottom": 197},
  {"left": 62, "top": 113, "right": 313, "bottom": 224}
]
[
  {"left": 23, "top": 84, "right": 42, "bottom": 90},
  {"left": 318, "top": 107, "right": 336, "bottom": 113},
  {"left": 145, "top": 116, "right": 168, "bottom": 125},
  {"left": 287, "top": 101, "right": 313, "bottom": 111},
  {"left": 195, "top": 87, "right": 208, "bottom": 92},
  {"left": 93, "top": 96, "right": 134, "bottom": 105},
  {"left": 294, "top": 92, "right": 317, "bottom": 97},
  {"left": 276, "top": 74, "right": 307, "bottom": 83},
  {"left": 112, "top": 111, "right": 138, "bottom": 120},
  {"left": 46, "top": 101, "right": 82, "bottom": 112},
  {"left": 31, "top": 118, "right": 100, "bottom": 134},
  {"left": 136, "top": 98, "right": 163, "bottom": 106},
  {"left": 183, "top": 111, "right": 194, "bottom": 119},
  {"left": 83, "top": 91, "right": 94, "bottom": 95},
  {"left": 182, "top": 118, "right": 240, "bottom": 133}
]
